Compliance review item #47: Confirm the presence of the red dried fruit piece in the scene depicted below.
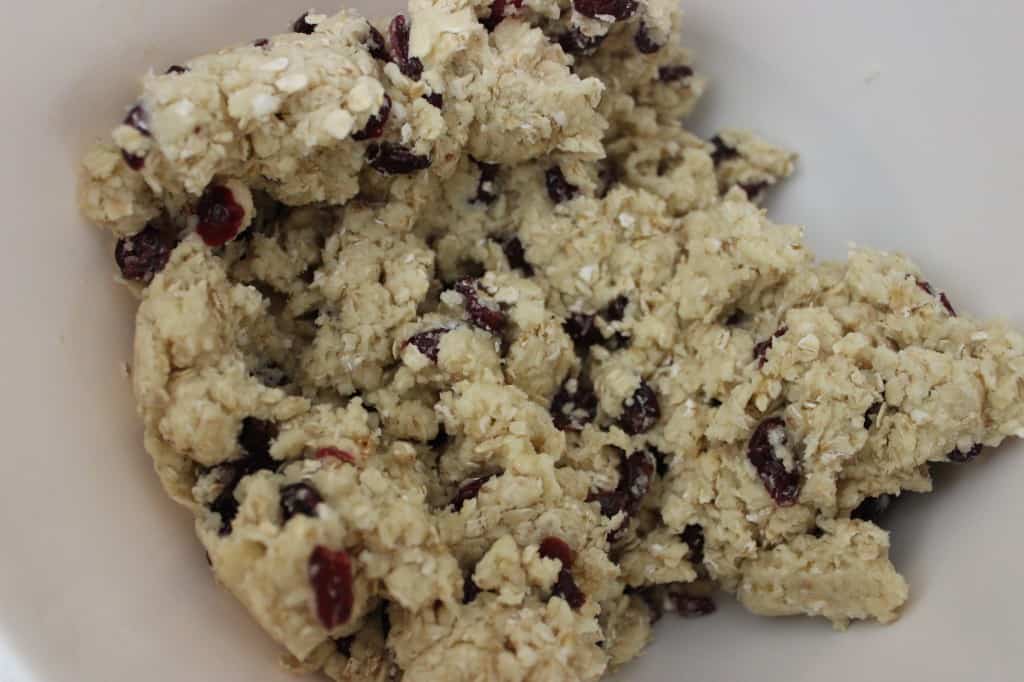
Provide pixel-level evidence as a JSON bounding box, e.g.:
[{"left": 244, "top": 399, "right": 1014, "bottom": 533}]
[
  {"left": 753, "top": 326, "right": 788, "bottom": 368},
  {"left": 604, "top": 295, "right": 629, "bottom": 322},
  {"left": 423, "top": 92, "right": 443, "bottom": 108},
  {"left": 366, "top": 142, "right": 432, "bottom": 174},
  {"left": 564, "top": 313, "right": 603, "bottom": 347},
  {"left": 709, "top": 135, "right": 738, "bottom": 165},
  {"left": 747, "top": 417, "right": 801, "bottom": 506},
  {"left": 165, "top": 65, "right": 188, "bottom": 75},
  {"left": 634, "top": 22, "right": 662, "bottom": 53},
  {"left": 315, "top": 447, "right": 357, "bottom": 465},
  {"left": 915, "top": 279, "right": 956, "bottom": 315},
  {"left": 388, "top": 15, "right": 423, "bottom": 80},
  {"left": 209, "top": 418, "right": 280, "bottom": 535},
  {"left": 501, "top": 236, "right": 534, "bottom": 276},
  {"left": 253, "top": 38, "right": 270, "bottom": 48},
  {"left": 239, "top": 417, "right": 278, "bottom": 460},
  {"left": 481, "top": 0, "right": 524, "bottom": 31},
  {"left": 618, "top": 381, "right": 660, "bottom": 435},
  {"left": 450, "top": 474, "right": 497, "bottom": 511},
  {"left": 573, "top": 0, "right": 638, "bottom": 21},
  {"left": 196, "top": 184, "right": 246, "bottom": 246},
  {"left": 405, "top": 328, "right": 449, "bottom": 362},
  {"left": 539, "top": 537, "right": 586, "bottom": 610},
  {"left": 293, "top": 12, "right": 317, "bottom": 34},
  {"left": 280, "top": 482, "right": 323, "bottom": 522},
  {"left": 558, "top": 27, "right": 606, "bottom": 55},
  {"left": 550, "top": 377, "right": 598, "bottom": 431},
  {"left": 658, "top": 64, "right": 694, "bottom": 82},
  {"left": 121, "top": 151, "right": 145, "bottom": 170},
  {"left": 680, "top": 524, "right": 705, "bottom": 564},
  {"left": 454, "top": 279, "right": 506, "bottom": 334},
  {"left": 539, "top": 536, "right": 575, "bottom": 567},
  {"left": 114, "top": 222, "right": 174, "bottom": 283},
  {"left": 309, "top": 546, "right": 355, "bottom": 629},
  {"left": 471, "top": 160, "right": 500, "bottom": 204},
  {"left": 366, "top": 24, "right": 390, "bottom": 61},
  {"left": 948, "top": 444, "right": 983, "bottom": 463},
  {"left": 352, "top": 95, "right": 392, "bottom": 141},
  {"left": 545, "top": 166, "right": 578, "bottom": 203}
]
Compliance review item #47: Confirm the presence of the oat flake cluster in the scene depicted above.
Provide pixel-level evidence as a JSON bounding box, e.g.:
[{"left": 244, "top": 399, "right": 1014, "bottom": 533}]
[{"left": 78, "top": 1, "right": 1024, "bottom": 680}]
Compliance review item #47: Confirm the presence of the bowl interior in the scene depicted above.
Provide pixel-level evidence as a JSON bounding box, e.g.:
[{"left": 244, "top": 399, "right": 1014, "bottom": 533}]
[{"left": 1, "top": 1, "right": 1022, "bottom": 680}]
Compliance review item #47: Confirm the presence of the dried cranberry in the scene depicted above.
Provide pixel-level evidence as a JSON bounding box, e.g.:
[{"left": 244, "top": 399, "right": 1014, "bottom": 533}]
[
  {"left": 209, "top": 418, "right": 280, "bottom": 534},
  {"left": 280, "top": 482, "right": 323, "bottom": 522},
  {"left": 545, "top": 166, "right": 578, "bottom": 204},
  {"left": 239, "top": 417, "right": 278, "bottom": 460},
  {"left": 123, "top": 104, "right": 151, "bottom": 137},
  {"left": 588, "top": 489, "right": 629, "bottom": 519},
  {"left": 948, "top": 444, "right": 983, "bottom": 463},
  {"left": 658, "top": 64, "right": 694, "bottom": 82},
  {"left": 753, "top": 326, "right": 788, "bottom": 368},
  {"left": 424, "top": 92, "right": 443, "bottom": 108},
  {"left": 709, "top": 135, "right": 738, "bottom": 165},
  {"left": 915, "top": 279, "right": 936, "bottom": 296},
  {"left": 539, "top": 537, "right": 586, "bottom": 609},
  {"left": 672, "top": 594, "right": 716, "bottom": 618},
  {"left": 196, "top": 184, "right": 246, "bottom": 247},
  {"left": 550, "top": 377, "right": 598, "bottom": 431},
  {"left": 747, "top": 417, "right": 801, "bottom": 506},
  {"left": 334, "top": 636, "right": 355, "bottom": 656},
  {"left": 573, "top": 0, "right": 638, "bottom": 21},
  {"left": 621, "top": 450, "right": 654, "bottom": 513},
  {"left": 680, "top": 524, "right": 705, "bottom": 564},
  {"left": 553, "top": 567, "right": 586, "bottom": 610},
  {"left": 366, "top": 24, "right": 389, "bottom": 61},
  {"left": 618, "top": 381, "right": 660, "bottom": 435},
  {"left": 309, "top": 546, "right": 355, "bottom": 629},
  {"left": 450, "top": 474, "right": 497, "bottom": 511},
  {"left": 564, "top": 314, "right": 603, "bottom": 347},
  {"left": 315, "top": 447, "right": 357, "bottom": 465},
  {"left": 165, "top": 64, "right": 189, "bottom": 75},
  {"left": 352, "top": 95, "right": 392, "bottom": 141},
  {"left": 863, "top": 402, "right": 882, "bottom": 429},
  {"left": 463, "top": 574, "right": 481, "bottom": 604},
  {"left": 366, "top": 142, "right": 431, "bottom": 174},
  {"left": 472, "top": 160, "right": 500, "bottom": 205},
  {"left": 851, "top": 494, "right": 892, "bottom": 523},
  {"left": 939, "top": 292, "right": 957, "bottom": 316},
  {"left": 405, "top": 328, "right": 449, "bottom": 362},
  {"left": 293, "top": 12, "right": 317, "bottom": 34},
  {"left": 253, "top": 38, "right": 270, "bottom": 47},
  {"left": 388, "top": 15, "right": 423, "bottom": 80},
  {"left": 558, "top": 27, "right": 606, "bottom": 55},
  {"left": 634, "top": 23, "right": 662, "bottom": 53},
  {"left": 604, "top": 295, "right": 628, "bottom": 322},
  {"left": 501, "top": 236, "right": 534, "bottom": 276},
  {"left": 539, "top": 537, "right": 575, "bottom": 567},
  {"left": 454, "top": 279, "right": 506, "bottom": 334},
  {"left": 115, "top": 223, "right": 174, "bottom": 283},
  {"left": 482, "top": 0, "right": 523, "bottom": 31}
]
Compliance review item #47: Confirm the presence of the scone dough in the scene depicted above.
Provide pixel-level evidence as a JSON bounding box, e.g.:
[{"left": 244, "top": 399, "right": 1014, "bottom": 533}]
[{"left": 80, "top": 1, "right": 1024, "bottom": 680}]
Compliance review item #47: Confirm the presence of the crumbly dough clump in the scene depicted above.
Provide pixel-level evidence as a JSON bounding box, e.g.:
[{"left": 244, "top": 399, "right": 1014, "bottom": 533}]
[{"left": 80, "top": 0, "right": 1024, "bottom": 680}]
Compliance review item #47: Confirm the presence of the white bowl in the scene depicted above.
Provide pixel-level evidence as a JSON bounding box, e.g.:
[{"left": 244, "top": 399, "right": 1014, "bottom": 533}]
[{"left": 2, "top": 1, "right": 1022, "bottom": 680}]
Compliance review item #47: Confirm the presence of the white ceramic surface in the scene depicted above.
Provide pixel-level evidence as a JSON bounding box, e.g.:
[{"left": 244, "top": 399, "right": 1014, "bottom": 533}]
[{"left": 2, "top": 1, "right": 1022, "bottom": 681}]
